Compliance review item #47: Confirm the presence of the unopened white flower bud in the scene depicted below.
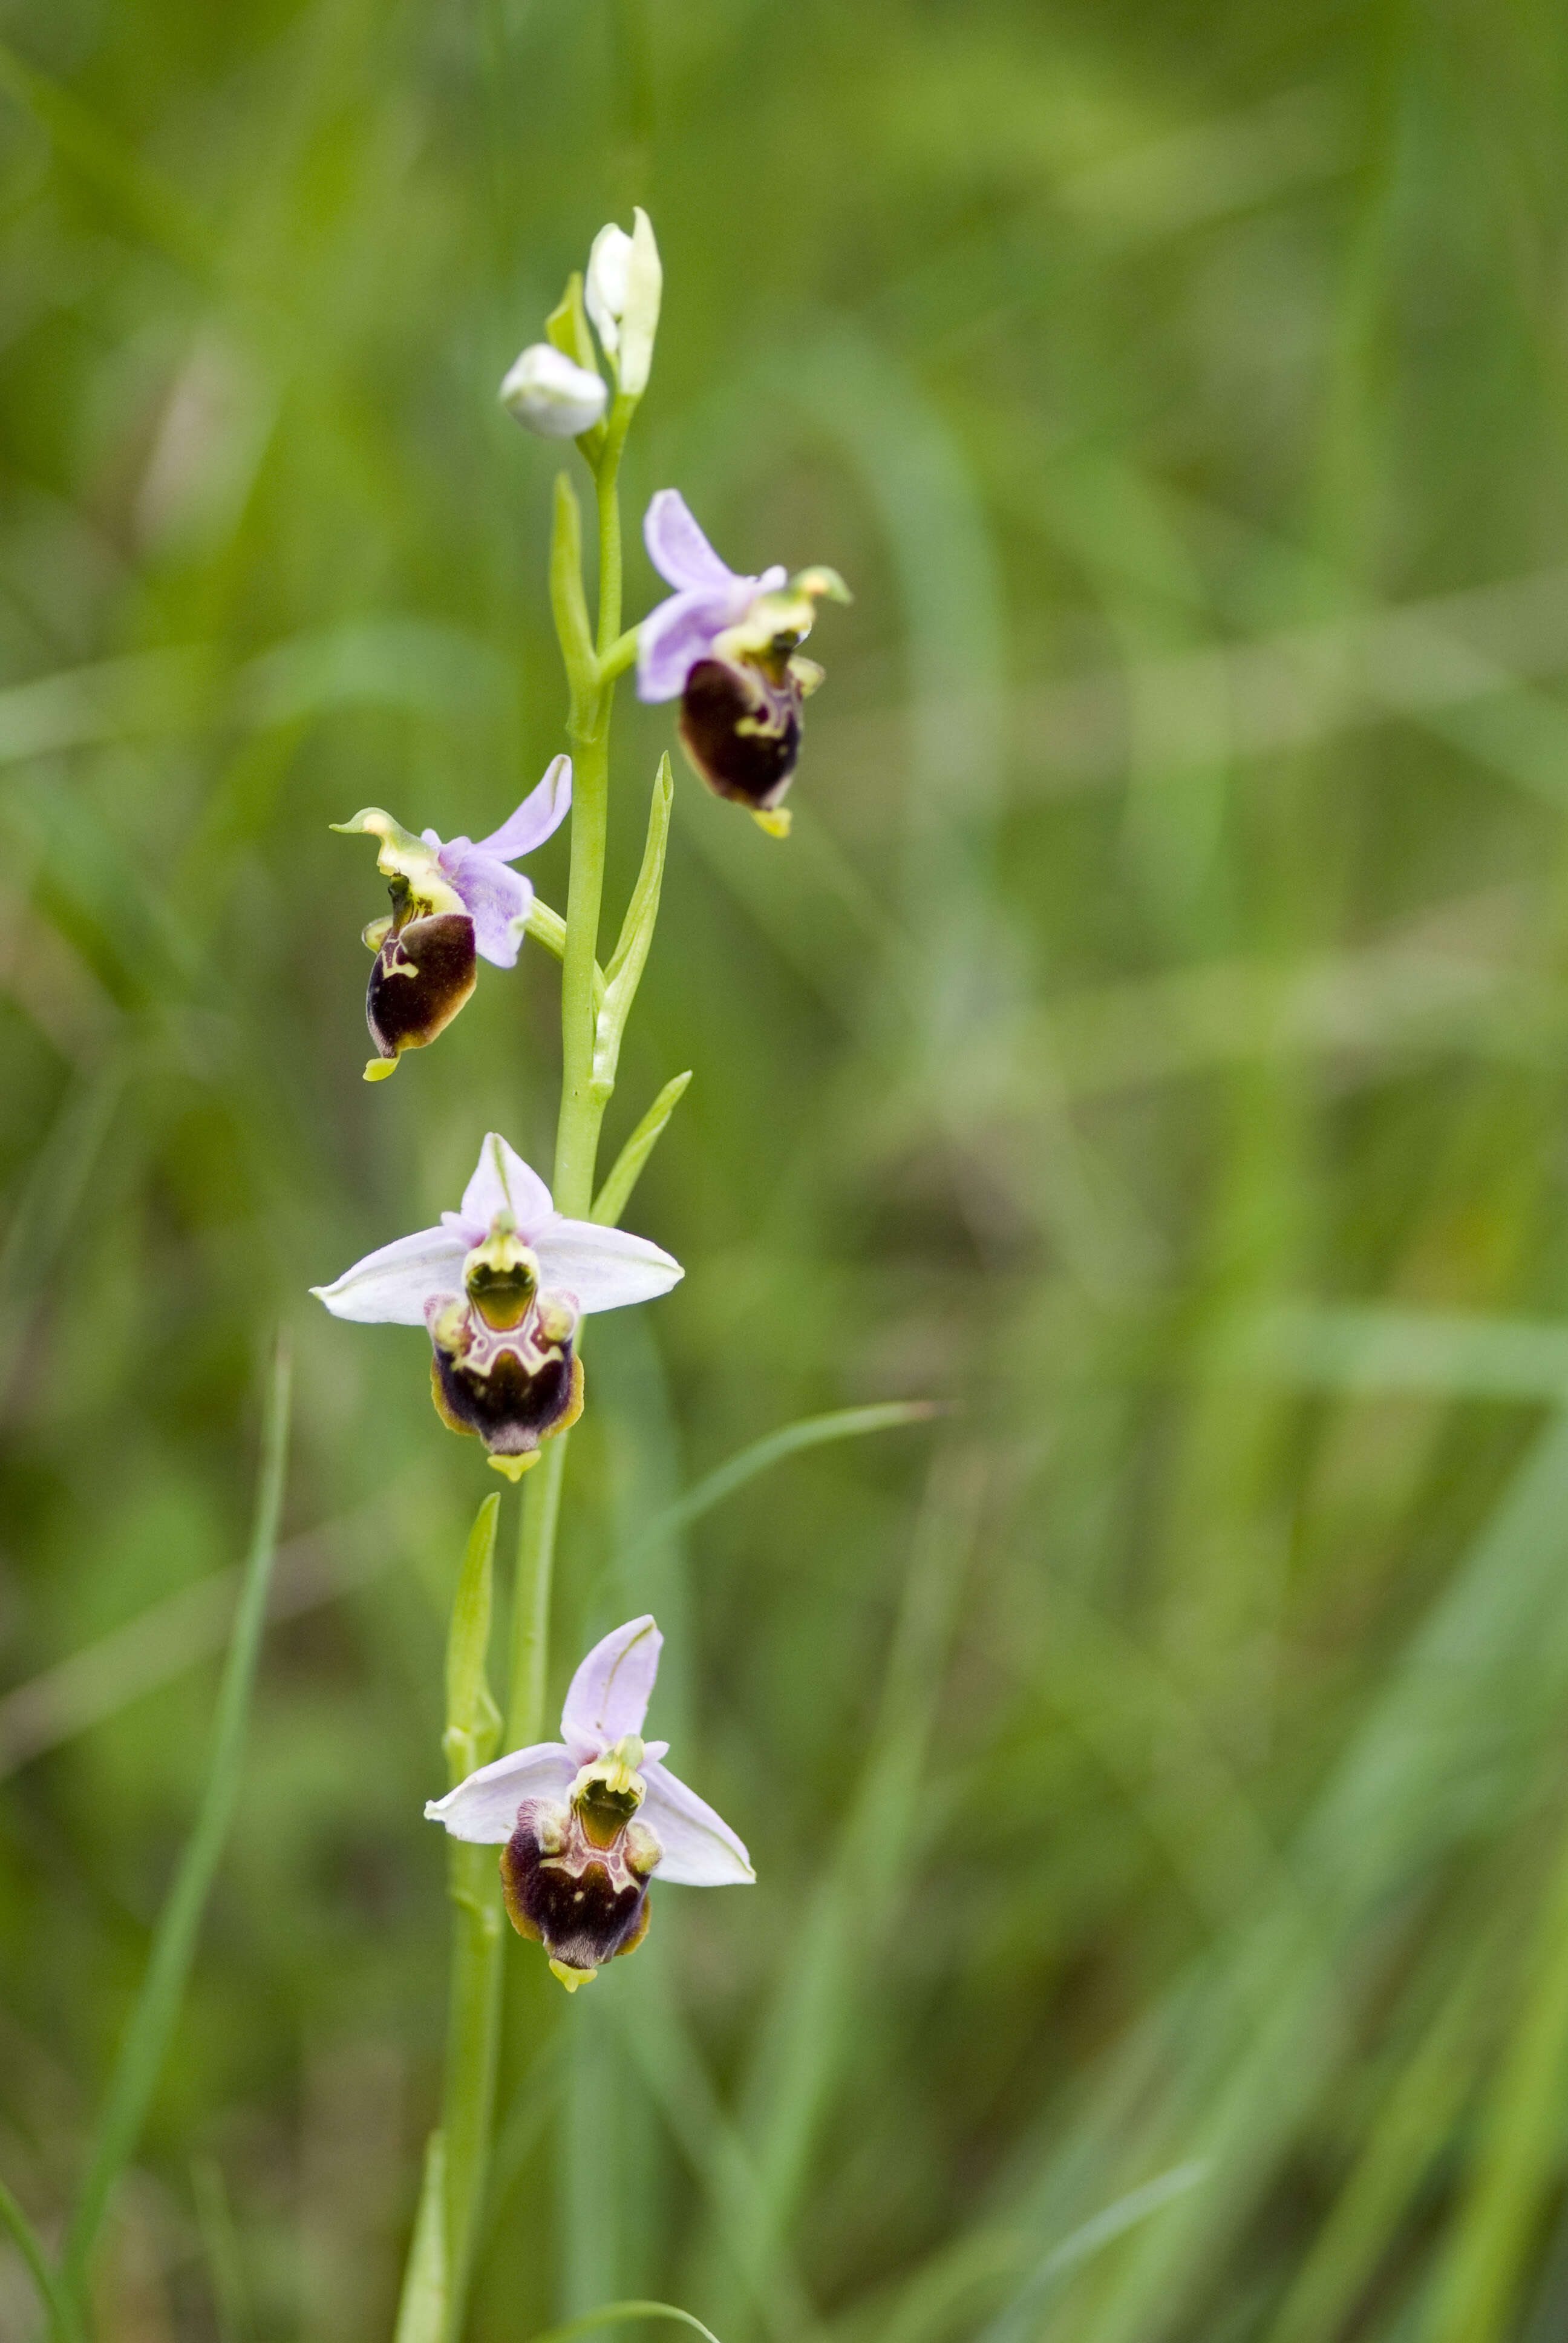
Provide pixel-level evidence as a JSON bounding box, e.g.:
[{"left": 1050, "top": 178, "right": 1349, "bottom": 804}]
[
  {"left": 498, "top": 343, "right": 607, "bottom": 439},
  {"left": 584, "top": 208, "right": 662, "bottom": 397}
]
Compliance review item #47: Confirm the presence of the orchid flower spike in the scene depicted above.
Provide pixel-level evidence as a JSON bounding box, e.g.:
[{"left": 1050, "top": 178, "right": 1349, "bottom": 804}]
[
  {"left": 636, "top": 491, "right": 849, "bottom": 837},
  {"left": 332, "top": 756, "right": 571, "bottom": 1080},
  {"left": 584, "top": 208, "right": 662, "bottom": 398},
  {"left": 500, "top": 344, "right": 607, "bottom": 440},
  {"left": 427, "top": 1614, "right": 752, "bottom": 1988},
  {"left": 310, "top": 1133, "right": 681, "bottom": 1478}
]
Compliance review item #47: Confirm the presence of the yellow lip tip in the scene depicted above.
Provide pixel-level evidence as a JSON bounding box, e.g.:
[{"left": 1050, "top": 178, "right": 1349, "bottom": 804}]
[
  {"left": 364, "top": 1057, "right": 399, "bottom": 1082},
  {"left": 488, "top": 1451, "right": 540, "bottom": 1483},
  {"left": 751, "top": 807, "right": 792, "bottom": 839},
  {"left": 549, "top": 1959, "right": 596, "bottom": 1992}
]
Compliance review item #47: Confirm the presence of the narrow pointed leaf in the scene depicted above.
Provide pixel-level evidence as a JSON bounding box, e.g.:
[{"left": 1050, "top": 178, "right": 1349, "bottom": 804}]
[
  {"left": 550, "top": 473, "right": 595, "bottom": 701},
  {"left": 593, "top": 758, "right": 674, "bottom": 1099},
  {"left": 592, "top": 1072, "right": 692, "bottom": 1227},
  {"left": 546, "top": 271, "right": 600, "bottom": 379},
  {"left": 605, "top": 756, "right": 673, "bottom": 993}
]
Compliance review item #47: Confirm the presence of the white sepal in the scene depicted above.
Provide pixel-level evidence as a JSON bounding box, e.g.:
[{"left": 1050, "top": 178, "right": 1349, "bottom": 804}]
[
  {"left": 561, "top": 1616, "right": 662, "bottom": 1760},
  {"left": 310, "top": 1226, "right": 467, "bottom": 1325},
  {"left": 458, "top": 1133, "right": 555, "bottom": 1240},
  {"left": 532, "top": 1217, "right": 683, "bottom": 1313},
  {"left": 425, "top": 1742, "right": 577, "bottom": 1842},
  {"left": 642, "top": 1758, "right": 754, "bottom": 1886}
]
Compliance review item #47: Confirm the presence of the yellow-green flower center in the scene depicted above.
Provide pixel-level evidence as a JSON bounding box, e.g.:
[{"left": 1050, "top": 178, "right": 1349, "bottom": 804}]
[
  {"left": 463, "top": 1217, "right": 540, "bottom": 1332},
  {"left": 570, "top": 1734, "right": 647, "bottom": 1849}
]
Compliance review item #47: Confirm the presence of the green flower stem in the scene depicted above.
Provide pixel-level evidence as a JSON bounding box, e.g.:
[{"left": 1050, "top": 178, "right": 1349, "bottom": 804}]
[
  {"left": 597, "top": 626, "right": 641, "bottom": 685},
  {"left": 553, "top": 710, "right": 612, "bottom": 1217},
  {"left": 436, "top": 1498, "right": 505, "bottom": 2343},
  {"left": 509, "top": 1432, "right": 568, "bottom": 1747},
  {"left": 439, "top": 1848, "right": 502, "bottom": 2343},
  {"left": 595, "top": 397, "right": 633, "bottom": 656},
  {"left": 507, "top": 420, "right": 630, "bottom": 1729},
  {"left": 423, "top": 400, "right": 637, "bottom": 2343}
]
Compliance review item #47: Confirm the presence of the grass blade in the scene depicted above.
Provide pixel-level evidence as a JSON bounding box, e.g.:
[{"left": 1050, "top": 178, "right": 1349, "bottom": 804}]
[
  {"left": 1426, "top": 1808, "right": 1568, "bottom": 2343},
  {"left": 61, "top": 1332, "right": 292, "bottom": 2303},
  {"left": 1239, "top": 1302, "right": 1568, "bottom": 1400},
  {"left": 0, "top": 1486, "right": 405, "bottom": 1778},
  {"left": 1264, "top": 1924, "right": 1504, "bottom": 2343},
  {"left": 609, "top": 1964, "right": 822, "bottom": 2343},
  {"left": 191, "top": 2155, "right": 251, "bottom": 2343},
  {"left": 0, "top": 2174, "right": 82, "bottom": 2343},
  {"left": 393, "top": 2132, "right": 449, "bottom": 2343},
  {"left": 529, "top": 2301, "right": 724, "bottom": 2343},
  {"left": 1007, "top": 1406, "right": 1568, "bottom": 2343},
  {"left": 727, "top": 1451, "right": 984, "bottom": 2311},
  {"left": 615, "top": 1400, "right": 941, "bottom": 1582}
]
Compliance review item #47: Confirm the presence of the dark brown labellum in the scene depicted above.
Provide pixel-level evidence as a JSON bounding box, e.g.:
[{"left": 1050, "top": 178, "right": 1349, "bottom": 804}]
[
  {"left": 428, "top": 1308, "right": 584, "bottom": 1461},
  {"left": 678, "top": 657, "right": 802, "bottom": 810},
  {"left": 366, "top": 912, "right": 476, "bottom": 1061},
  {"left": 501, "top": 1799, "right": 652, "bottom": 1975}
]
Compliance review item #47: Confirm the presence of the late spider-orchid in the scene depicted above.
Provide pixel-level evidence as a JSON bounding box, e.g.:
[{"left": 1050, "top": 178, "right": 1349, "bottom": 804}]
[
  {"left": 310, "top": 1133, "right": 681, "bottom": 1477},
  {"left": 636, "top": 490, "right": 848, "bottom": 836},
  {"left": 333, "top": 755, "right": 572, "bottom": 1078},
  {"left": 427, "top": 1613, "right": 752, "bottom": 1988}
]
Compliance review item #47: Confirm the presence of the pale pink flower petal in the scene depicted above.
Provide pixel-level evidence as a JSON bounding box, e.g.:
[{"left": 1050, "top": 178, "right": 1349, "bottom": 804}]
[
  {"left": 642, "top": 1758, "right": 754, "bottom": 1886},
  {"left": 472, "top": 756, "right": 572, "bottom": 862},
  {"left": 459, "top": 1133, "right": 555, "bottom": 1239},
  {"left": 561, "top": 1616, "right": 663, "bottom": 1760},
  {"left": 644, "top": 489, "right": 739, "bottom": 592},
  {"left": 424, "top": 1743, "right": 577, "bottom": 1841},
  {"left": 310, "top": 1227, "right": 466, "bottom": 1325},
  {"left": 532, "top": 1217, "right": 684, "bottom": 1313}
]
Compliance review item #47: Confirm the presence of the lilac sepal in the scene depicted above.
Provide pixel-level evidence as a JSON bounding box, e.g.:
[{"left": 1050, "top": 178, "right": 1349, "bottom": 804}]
[
  {"left": 644, "top": 490, "right": 741, "bottom": 590},
  {"left": 422, "top": 755, "right": 572, "bottom": 968},
  {"left": 431, "top": 845, "right": 531, "bottom": 966},
  {"left": 474, "top": 755, "right": 573, "bottom": 860},
  {"left": 636, "top": 490, "right": 785, "bottom": 703}
]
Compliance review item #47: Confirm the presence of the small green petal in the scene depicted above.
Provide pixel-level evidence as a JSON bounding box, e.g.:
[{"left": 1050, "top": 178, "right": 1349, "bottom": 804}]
[
  {"left": 332, "top": 807, "right": 463, "bottom": 915},
  {"left": 791, "top": 564, "right": 852, "bottom": 603}
]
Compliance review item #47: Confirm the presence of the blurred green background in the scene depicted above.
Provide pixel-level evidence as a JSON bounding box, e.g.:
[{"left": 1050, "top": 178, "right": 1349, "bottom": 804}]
[{"left": 6, "top": 1, "right": 1568, "bottom": 2338}]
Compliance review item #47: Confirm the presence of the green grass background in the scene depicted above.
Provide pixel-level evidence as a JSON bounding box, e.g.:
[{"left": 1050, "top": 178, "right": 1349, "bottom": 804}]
[{"left": 5, "top": 0, "right": 1568, "bottom": 2337}]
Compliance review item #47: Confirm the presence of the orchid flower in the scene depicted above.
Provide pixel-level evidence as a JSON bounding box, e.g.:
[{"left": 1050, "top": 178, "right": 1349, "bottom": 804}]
[
  {"left": 311, "top": 1133, "right": 681, "bottom": 1478},
  {"left": 426, "top": 1614, "right": 752, "bottom": 1988},
  {"left": 333, "top": 755, "right": 572, "bottom": 1080},
  {"left": 636, "top": 490, "right": 849, "bottom": 836}
]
